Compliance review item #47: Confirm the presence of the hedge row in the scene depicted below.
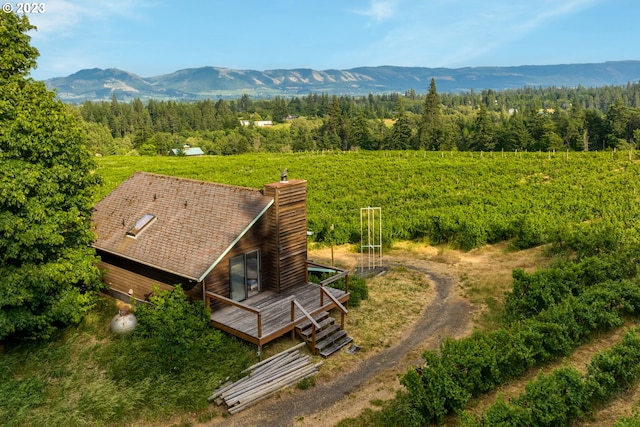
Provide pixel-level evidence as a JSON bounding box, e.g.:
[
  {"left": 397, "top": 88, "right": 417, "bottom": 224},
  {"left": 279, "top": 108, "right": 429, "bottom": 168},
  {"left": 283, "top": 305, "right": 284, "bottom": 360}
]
[
  {"left": 462, "top": 328, "right": 640, "bottom": 427},
  {"left": 504, "top": 246, "right": 640, "bottom": 322},
  {"left": 398, "top": 246, "right": 640, "bottom": 425}
]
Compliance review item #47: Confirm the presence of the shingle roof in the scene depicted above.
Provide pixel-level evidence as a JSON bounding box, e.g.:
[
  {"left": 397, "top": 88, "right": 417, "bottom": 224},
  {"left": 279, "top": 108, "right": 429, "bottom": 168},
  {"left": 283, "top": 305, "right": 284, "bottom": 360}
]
[{"left": 92, "top": 172, "right": 273, "bottom": 281}]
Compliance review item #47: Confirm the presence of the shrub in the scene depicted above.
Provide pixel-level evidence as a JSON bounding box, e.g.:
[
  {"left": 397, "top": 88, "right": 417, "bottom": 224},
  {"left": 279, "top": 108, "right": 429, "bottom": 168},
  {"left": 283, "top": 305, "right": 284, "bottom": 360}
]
[
  {"left": 585, "top": 327, "right": 640, "bottom": 403},
  {"left": 131, "top": 285, "right": 223, "bottom": 372},
  {"left": 310, "top": 273, "right": 369, "bottom": 307},
  {"left": 344, "top": 276, "right": 368, "bottom": 307}
]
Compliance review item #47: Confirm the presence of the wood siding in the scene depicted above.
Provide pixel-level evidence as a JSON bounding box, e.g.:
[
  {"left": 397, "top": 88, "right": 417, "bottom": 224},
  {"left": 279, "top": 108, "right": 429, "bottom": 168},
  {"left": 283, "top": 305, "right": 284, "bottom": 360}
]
[
  {"left": 263, "top": 180, "right": 308, "bottom": 292},
  {"left": 97, "top": 252, "right": 201, "bottom": 301},
  {"left": 98, "top": 261, "right": 174, "bottom": 301},
  {"left": 203, "top": 214, "right": 271, "bottom": 298}
]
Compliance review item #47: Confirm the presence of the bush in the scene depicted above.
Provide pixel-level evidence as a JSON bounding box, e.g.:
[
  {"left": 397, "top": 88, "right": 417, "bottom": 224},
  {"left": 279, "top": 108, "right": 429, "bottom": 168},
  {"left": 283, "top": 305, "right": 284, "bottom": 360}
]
[
  {"left": 344, "top": 276, "right": 368, "bottom": 307},
  {"left": 465, "top": 328, "right": 640, "bottom": 427},
  {"left": 309, "top": 273, "right": 369, "bottom": 307},
  {"left": 131, "top": 285, "right": 223, "bottom": 372},
  {"left": 585, "top": 327, "right": 640, "bottom": 403},
  {"left": 616, "top": 415, "right": 640, "bottom": 427},
  {"left": 401, "top": 352, "right": 471, "bottom": 425}
]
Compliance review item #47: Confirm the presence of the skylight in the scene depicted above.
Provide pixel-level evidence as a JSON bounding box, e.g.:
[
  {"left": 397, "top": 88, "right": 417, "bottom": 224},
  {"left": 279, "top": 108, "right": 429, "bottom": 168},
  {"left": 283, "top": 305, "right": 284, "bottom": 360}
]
[{"left": 126, "top": 213, "right": 156, "bottom": 237}]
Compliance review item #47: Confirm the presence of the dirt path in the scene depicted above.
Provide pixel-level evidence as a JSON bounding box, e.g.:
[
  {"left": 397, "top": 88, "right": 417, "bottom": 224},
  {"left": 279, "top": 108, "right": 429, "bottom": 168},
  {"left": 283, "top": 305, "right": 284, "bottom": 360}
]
[
  {"left": 199, "top": 242, "right": 638, "bottom": 427},
  {"left": 206, "top": 253, "right": 473, "bottom": 427}
]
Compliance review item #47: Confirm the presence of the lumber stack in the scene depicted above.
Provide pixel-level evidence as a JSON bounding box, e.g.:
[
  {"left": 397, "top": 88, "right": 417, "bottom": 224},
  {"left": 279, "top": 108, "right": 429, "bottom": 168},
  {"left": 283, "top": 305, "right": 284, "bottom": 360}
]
[{"left": 208, "top": 342, "right": 322, "bottom": 414}]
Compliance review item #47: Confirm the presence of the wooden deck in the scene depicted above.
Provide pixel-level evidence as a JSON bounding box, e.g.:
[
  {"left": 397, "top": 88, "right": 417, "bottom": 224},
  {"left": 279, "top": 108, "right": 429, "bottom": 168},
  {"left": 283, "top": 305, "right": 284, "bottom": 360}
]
[{"left": 208, "top": 281, "right": 349, "bottom": 350}]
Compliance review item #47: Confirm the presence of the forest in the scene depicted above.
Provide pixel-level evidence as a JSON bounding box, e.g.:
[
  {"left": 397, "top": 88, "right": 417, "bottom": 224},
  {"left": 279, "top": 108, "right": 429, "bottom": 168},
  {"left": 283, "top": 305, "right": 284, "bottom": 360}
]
[{"left": 75, "top": 79, "right": 640, "bottom": 156}]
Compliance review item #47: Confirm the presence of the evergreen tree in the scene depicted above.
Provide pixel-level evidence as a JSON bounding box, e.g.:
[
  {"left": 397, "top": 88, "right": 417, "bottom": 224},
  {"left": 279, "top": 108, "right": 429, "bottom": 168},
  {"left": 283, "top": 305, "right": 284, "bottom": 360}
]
[
  {"left": 213, "top": 99, "right": 237, "bottom": 130},
  {"left": 583, "top": 109, "right": 608, "bottom": 150},
  {"left": 238, "top": 93, "right": 252, "bottom": 113},
  {"left": 318, "top": 95, "right": 343, "bottom": 150},
  {"left": 271, "top": 96, "right": 288, "bottom": 123},
  {"left": 388, "top": 99, "right": 413, "bottom": 149},
  {"left": 606, "top": 98, "right": 631, "bottom": 142},
  {"left": 419, "top": 78, "right": 444, "bottom": 150},
  {"left": 469, "top": 103, "right": 496, "bottom": 151},
  {"left": 0, "top": 13, "right": 103, "bottom": 341},
  {"left": 350, "top": 110, "right": 373, "bottom": 149},
  {"left": 289, "top": 118, "right": 316, "bottom": 151},
  {"left": 497, "top": 112, "right": 531, "bottom": 151}
]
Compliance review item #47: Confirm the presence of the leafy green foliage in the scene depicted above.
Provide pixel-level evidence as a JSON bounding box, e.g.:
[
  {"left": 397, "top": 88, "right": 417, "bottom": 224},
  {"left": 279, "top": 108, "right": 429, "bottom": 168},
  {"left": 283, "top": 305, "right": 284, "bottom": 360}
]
[
  {"left": 617, "top": 415, "right": 640, "bottom": 427},
  {"left": 464, "top": 367, "right": 586, "bottom": 427},
  {"left": 465, "top": 328, "right": 640, "bottom": 427},
  {"left": 309, "top": 273, "right": 369, "bottom": 307},
  {"left": 393, "top": 239, "right": 640, "bottom": 425},
  {"left": 584, "top": 328, "right": 640, "bottom": 403},
  {"left": 123, "top": 285, "right": 226, "bottom": 372},
  {"left": 93, "top": 150, "right": 640, "bottom": 252},
  {"left": 334, "top": 276, "right": 368, "bottom": 307},
  {"left": 401, "top": 352, "right": 470, "bottom": 425},
  {"left": 505, "top": 244, "right": 640, "bottom": 323},
  {"left": 0, "top": 297, "right": 254, "bottom": 426},
  {"left": 77, "top": 77, "right": 640, "bottom": 155},
  {"left": 97, "top": 287, "right": 254, "bottom": 421},
  {"left": 0, "top": 13, "right": 102, "bottom": 341}
]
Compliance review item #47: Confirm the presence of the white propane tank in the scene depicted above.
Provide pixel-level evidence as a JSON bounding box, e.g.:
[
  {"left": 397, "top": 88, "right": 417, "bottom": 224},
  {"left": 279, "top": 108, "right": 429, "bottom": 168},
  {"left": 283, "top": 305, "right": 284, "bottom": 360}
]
[{"left": 110, "top": 307, "right": 137, "bottom": 334}]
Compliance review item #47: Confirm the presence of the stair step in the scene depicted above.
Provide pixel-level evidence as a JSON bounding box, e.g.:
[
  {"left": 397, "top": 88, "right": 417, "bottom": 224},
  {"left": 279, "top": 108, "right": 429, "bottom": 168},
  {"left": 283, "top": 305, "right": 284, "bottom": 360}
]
[
  {"left": 296, "top": 311, "right": 330, "bottom": 332},
  {"left": 294, "top": 311, "right": 352, "bottom": 358},
  {"left": 297, "top": 317, "right": 335, "bottom": 339},
  {"left": 314, "top": 323, "right": 341, "bottom": 341},
  {"left": 315, "top": 329, "right": 348, "bottom": 351},
  {"left": 320, "top": 335, "right": 354, "bottom": 358}
]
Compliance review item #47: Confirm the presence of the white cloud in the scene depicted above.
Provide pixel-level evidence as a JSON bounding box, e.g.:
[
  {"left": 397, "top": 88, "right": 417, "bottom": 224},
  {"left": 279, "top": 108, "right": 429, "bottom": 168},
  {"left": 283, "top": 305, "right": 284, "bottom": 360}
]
[
  {"left": 352, "top": 0, "right": 398, "bottom": 23},
  {"left": 28, "top": 0, "right": 152, "bottom": 39},
  {"left": 352, "top": 0, "right": 604, "bottom": 68}
]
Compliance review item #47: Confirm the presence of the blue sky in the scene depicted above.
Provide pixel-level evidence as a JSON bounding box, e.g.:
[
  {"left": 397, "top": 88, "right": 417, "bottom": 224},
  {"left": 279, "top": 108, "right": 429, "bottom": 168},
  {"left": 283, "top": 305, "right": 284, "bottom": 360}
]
[{"left": 25, "top": 0, "right": 639, "bottom": 80}]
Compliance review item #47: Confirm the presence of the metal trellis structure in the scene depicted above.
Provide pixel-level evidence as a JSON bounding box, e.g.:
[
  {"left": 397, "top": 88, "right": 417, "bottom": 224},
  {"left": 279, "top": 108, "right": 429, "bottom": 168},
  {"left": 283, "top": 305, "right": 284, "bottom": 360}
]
[{"left": 360, "top": 207, "right": 382, "bottom": 271}]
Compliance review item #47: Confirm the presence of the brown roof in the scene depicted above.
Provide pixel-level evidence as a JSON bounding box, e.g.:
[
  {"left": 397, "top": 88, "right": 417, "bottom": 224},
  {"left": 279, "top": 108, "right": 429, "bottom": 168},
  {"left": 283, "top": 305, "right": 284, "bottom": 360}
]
[{"left": 92, "top": 172, "right": 273, "bottom": 281}]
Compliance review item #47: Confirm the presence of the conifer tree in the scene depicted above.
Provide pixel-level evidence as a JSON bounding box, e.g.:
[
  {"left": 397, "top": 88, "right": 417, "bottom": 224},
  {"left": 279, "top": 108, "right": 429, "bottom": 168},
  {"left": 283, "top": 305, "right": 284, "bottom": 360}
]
[{"left": 419, "top": 78, "right": 444, "bottom": 150}]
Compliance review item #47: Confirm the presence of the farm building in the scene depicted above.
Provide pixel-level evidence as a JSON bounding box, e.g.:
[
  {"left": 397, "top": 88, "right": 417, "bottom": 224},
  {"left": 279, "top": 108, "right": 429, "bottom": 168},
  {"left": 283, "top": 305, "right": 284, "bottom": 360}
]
[
  {"left": 91, "top": 172, "right": 351, "bottom": 355},
  {"left": 168, "top": 144, "right": 205, "bottom": 156}
]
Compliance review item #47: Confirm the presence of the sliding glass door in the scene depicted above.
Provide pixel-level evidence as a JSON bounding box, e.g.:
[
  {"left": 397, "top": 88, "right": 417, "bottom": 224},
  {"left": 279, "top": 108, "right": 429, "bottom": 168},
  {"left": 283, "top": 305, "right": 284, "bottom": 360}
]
[{"left": 230, "top": 250, "right": 261, "bottom": 302}]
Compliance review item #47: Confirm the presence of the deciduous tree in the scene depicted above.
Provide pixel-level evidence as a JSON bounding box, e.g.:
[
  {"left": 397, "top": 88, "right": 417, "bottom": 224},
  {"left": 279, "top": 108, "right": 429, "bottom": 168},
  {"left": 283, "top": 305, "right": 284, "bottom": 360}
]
[{"left": 0, "top": 13, "right": 103, "bottom": 341}]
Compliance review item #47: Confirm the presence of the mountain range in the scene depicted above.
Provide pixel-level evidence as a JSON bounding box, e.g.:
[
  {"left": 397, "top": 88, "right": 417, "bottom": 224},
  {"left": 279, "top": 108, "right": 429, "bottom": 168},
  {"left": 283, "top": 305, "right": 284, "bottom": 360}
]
[{"left": 43, "top": 61, "right": 640, "bottom": 103}]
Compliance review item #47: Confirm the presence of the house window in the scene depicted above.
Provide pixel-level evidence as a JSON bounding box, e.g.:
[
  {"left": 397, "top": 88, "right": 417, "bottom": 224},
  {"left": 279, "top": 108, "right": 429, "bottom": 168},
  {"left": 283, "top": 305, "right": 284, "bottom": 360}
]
[{"left": 126, "top": 213, "right": 156, "bottom": 238}]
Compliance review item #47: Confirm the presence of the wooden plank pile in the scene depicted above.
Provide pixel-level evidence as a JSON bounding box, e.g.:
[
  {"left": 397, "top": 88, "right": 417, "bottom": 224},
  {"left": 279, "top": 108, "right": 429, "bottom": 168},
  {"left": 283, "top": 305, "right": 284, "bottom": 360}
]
[{"left": 208, "top": 342, "right": 322, "bottom": 414}]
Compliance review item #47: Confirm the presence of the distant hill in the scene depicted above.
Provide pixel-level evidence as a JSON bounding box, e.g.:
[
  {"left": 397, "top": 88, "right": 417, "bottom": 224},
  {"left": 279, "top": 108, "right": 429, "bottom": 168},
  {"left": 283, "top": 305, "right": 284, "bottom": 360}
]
[{"left": 44, "top": 61, "right": 640, "bottom": 103}]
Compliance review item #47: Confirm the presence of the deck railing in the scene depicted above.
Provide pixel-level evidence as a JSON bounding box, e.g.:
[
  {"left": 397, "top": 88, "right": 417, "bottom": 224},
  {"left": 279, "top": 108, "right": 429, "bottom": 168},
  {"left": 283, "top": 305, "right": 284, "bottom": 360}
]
[
  {"left": 307, "top": 260, "right": 350, "bottom": 296},
  {"left": 206, "top": 291, "right": 263, "bottom": 338},
  {"left": 207, "top": 262, "right": 350, "bottom": 353},
  {"left": 291, "top": 299, "right": 320, "bottom": 350}
]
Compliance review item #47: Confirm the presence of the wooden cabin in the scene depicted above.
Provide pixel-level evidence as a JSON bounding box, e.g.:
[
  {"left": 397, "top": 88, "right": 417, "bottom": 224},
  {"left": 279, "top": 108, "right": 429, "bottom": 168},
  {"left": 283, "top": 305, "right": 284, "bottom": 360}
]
[{"left": 92, "top": 172, "right": 351, "bottom": 355}]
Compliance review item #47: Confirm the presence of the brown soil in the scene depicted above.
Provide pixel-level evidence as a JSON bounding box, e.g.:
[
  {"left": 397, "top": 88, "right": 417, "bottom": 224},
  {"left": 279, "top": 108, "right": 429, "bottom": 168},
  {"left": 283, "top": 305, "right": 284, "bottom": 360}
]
[{"left": 201, "top": 242, "right": 549, "bottom": 427}]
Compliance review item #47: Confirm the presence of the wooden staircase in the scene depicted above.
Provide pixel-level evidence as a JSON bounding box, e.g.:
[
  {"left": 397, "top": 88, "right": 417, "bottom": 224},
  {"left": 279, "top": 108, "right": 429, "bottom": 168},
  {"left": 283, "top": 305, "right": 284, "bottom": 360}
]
[{"left": 295, "top": 311, "right": 353, "bottom": 357}]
